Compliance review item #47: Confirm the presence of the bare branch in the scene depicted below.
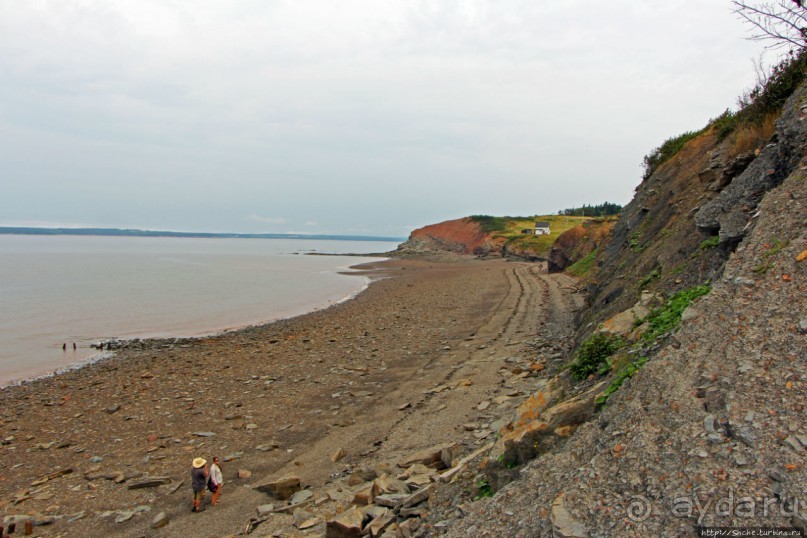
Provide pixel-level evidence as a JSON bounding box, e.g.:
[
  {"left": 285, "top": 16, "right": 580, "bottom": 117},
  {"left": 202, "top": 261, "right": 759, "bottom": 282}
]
[{"left": 732, "top": 0, "right": 807, "bottom": 50}]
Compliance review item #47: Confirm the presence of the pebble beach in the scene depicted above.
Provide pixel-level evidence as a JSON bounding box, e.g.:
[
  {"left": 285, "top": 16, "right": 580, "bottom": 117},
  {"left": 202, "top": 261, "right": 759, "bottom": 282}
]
[{"left": 0, "top": 257, "right": 580, "bottom": 537}]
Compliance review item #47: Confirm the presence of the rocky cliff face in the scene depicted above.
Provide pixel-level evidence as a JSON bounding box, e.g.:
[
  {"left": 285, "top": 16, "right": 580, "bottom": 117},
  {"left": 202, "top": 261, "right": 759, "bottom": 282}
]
[
  {"left": 396, "top": 218, "right": 506, "bottom": 257},
  {"left": 547, "top": 218, "right": 615, "bottom": 273},
  {"left": 447, "top": 81, "right": 807, "bottom": 538}
]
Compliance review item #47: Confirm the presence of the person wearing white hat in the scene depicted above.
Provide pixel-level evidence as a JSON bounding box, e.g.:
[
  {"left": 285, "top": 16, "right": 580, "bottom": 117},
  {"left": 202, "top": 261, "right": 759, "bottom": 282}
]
[{"left": 191, "top": 457, "right": 209, "bottom": 512}]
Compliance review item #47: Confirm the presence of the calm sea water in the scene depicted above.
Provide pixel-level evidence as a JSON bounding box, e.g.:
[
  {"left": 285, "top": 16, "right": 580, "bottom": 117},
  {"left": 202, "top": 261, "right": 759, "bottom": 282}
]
[{"left": 0, "top": 235, "right": 399, "bottom": 386}]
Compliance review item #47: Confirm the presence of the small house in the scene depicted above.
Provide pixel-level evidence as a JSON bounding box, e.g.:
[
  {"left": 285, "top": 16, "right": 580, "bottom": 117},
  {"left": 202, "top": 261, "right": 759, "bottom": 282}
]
[{"left": 534, "top": 221, "right": 551, "bottom": 235}]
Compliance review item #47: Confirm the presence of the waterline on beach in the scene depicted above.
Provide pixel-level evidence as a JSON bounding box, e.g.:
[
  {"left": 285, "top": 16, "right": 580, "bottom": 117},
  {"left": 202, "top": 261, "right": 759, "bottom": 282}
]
[{"left": 0, "top": 235, "right": 397, "bottom": 386}]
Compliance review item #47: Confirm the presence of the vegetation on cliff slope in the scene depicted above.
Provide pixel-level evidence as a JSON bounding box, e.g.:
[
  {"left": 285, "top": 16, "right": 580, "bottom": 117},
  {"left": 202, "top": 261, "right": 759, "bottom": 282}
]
[
  {"left": 469, "top": 214, "right": 592, "bottom": 258},
  {"left": 641, "top": 48, "right": 805, "bottom": 180}
]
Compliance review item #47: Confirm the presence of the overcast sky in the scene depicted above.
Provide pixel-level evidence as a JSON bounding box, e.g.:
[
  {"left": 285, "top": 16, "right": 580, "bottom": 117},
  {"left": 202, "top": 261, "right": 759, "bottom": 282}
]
[{"left": 0, "top": 1, "right": 770, "bottom": 237}]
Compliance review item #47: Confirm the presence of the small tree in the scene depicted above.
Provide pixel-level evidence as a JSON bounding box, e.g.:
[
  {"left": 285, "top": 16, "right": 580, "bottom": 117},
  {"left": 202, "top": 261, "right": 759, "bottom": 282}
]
[{"left": 732, "top": 1, "right": 807, "bottom": 50}]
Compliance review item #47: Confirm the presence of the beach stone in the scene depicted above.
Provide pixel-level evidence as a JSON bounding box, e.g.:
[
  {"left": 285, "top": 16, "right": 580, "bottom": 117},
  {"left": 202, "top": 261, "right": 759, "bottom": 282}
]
[
  {"left": 402, "top": 463, "right": 434, "bottom": 478},
  {"left": 193, "top": 431, "right": 216, "bottom": 437},
  {"left": 397, "top": 518, "right": 421, "bottom": 536},
  {"left": 293, "top": 507, "right": 315, "bottom": 525},
  {"left": 151, "top": 512, "right": 169, "bottom": 529},
  {"left": 352, "top": 483, "right": 375, "bottom": 505},
  {"left": 127, "top": 476, "right": 171, "bottom": 489},
  {"left": 397, "top": 442, "right": 458, "bottom": 469},
  {"left": 161, "top": 480, "right": 184, "bottom": 495},
  {"left": 85, "top": 472, "right": 107, "bottom": 481},
  {"left": 366, "top": 511, "right": 394, "bottom": 537},
  {"left": 105, "top": 471, "right": 125, "bottom": 483},
  {"left": 785, "top": 435, "right": 804, "bottom": 453},
  {"left": 106, "top": 404, "right": 121, "bottom": 414},
  {"left": 289, "top": 489, "right": 313, "bottom": 505},
  {"left": 331, "top": 447, "right": 347, "bottom": 463},
  {"left": 256, "top": 476, "right": 301, "bottom": 500},
  {"left": 238, "top": 469, "right": 252, "bottom": 479},
  {"left": 256, "top": 442, "right": 279, "bottom": 452},
  {"left": 374, "top": 462, "right": 395, "bottom": 477},
  {"left": 374, "top": 493, "right": 407, "bottom": 509},
  {"left": 299, "top": 517, "right": 321, "bottom": 530},
  {"left": 67, "top": 511, "right": 86, "bottom": 522},
  {"left": 405, "top": 473, "right": 433, "bottom": 488},
  {"left": 124, "top": 471, "right": 143, "bottom": 481},
  {"left": 402, "top": 484, "right": 434, "bottom": 508},
  {"left": 223, "top": 452, "right": 243, "bottom": 462},
  {"left": 372, "top": 475, "right": 410, "bottom": 496},
  {"left": 256, "top": 504, "right": 275, "bottom": 516},
  {"left": 542, "top": 382, "right": 608, "bottom": 430},
  {"left": 325, "top": 506, "right": 364, "bottom": 538},
  {"left": 115, "top": 511, "right": 134, "bottom": 523},
  {"left": 348, "top": 468, "right": 377, "bottom": 486},
  {"left": 551, "top": 492, "right": 588, "bottom": 538},
  {"left": 496, "top": 420, "right": 550, "bottom": 466}
]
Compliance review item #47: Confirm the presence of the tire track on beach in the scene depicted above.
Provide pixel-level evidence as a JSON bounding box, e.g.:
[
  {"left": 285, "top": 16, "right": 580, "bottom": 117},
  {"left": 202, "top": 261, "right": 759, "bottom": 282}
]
[
  {"left": 378, "top": 264, "right": 573, "bottom": 452},
  {"left": 258, "top": 262, "right": 581, "bottom": 510},
  {"left": 470, "top": 263, "right": 535, "bottom": 346},
  {"left": 359, "top": 263, "right": 525, "bottom": 451},
  {"left": 328, "top": 263, "right": 537, "bottom": 460}
]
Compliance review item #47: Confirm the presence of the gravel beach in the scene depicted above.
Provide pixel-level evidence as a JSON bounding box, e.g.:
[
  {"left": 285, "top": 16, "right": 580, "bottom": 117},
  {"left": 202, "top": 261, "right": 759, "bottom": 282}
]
[{"left": 0, "top": 257, "right": 581, "bottom": 537}]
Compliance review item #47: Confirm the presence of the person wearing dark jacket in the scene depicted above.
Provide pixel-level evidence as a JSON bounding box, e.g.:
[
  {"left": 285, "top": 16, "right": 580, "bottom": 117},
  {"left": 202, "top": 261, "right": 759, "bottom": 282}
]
[{"left": 191, "top": 457, "right": 209, "bottom": 512}]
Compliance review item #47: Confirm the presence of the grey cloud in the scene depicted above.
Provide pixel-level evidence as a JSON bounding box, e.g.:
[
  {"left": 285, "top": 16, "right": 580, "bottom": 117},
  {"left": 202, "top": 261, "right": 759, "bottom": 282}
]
[{"left": 0, "top": 0, "right": 770, "bottom": 234}]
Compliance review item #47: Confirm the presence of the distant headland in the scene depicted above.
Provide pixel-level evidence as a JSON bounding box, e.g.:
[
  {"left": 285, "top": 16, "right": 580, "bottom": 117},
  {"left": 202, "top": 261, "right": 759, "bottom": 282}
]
[{"left": 0, "top": 226, "right": 405, "bottom": 243}]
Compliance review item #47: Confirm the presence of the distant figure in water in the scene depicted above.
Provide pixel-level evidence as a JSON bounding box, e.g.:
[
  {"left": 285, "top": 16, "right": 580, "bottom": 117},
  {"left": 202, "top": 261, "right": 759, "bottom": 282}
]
[
  {"left": 62, "top": 343, "right": 66, "bottom": 351},
  {"left": 73, "top": 342, "right": 77, "bottom": 351}
]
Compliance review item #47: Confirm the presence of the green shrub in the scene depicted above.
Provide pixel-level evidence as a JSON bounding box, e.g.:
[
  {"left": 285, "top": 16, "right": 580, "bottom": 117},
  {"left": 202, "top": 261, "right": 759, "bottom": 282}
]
[
  {"left": 642, "top": 129, "right": 706, "bottom": 180},
  {"left": 474, "top": 478, "right": 493, "bottom": 499},
  {"left": 736, "top": 49, "right": 806, "bottom": 128},
  {"left": 595, "top": 357, "right": 649, "bottom": 405},
  {"left": 642, "top": 50, "right": 804, "bottom": 179},
  {"left": 641, "top": 284, "right": 711, "bottom": 341},
  {"left": 700, "top": 236, "right": 719, "bottom": 250},
  {"left": 710, "top": 109, "right": 739, "bottom": 140},
  {"left": 752, "top": 237, "right": 790, "bottom": 274},
  {"left": 569, "top": 332, "right": 625, "bottom": 380},
  {"left": 629, "top": 232, "right": 645, "bottom": 253},
  {"left": 638, "top": 268, "right": 661, "bottom": 290}
]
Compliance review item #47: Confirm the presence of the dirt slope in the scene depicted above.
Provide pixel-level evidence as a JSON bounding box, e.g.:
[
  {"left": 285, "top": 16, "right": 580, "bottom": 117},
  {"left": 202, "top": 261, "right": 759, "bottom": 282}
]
[{"left": 396, "top": 218, "right": 503, "bottom": 257}]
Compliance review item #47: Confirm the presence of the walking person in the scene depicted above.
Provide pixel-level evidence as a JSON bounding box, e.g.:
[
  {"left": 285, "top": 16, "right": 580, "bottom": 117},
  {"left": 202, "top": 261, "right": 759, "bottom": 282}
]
[
  {"left": 209, "top": 456, "right": 223, "bottom": 506},
  {"left": 191, "top": 457, "right": 208, "bottom": 512}
]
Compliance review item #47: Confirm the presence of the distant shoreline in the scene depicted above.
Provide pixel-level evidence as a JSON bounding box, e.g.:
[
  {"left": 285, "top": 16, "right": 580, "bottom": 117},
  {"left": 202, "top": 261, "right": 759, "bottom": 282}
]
[{"left": 0, "top": 226, "right": 406, "bottom": 243}]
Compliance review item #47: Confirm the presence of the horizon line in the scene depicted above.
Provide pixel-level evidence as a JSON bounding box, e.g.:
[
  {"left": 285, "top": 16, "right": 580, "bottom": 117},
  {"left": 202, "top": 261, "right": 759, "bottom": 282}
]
[{"left": 0, "top": 226, "right": 406, "bottom": 242}]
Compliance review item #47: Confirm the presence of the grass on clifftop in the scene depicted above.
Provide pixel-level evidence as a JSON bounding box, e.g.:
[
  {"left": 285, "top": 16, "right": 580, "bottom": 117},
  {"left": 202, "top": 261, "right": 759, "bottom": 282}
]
[{"left": 470, "top": 215, "right": 591, "bottom": 257}]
